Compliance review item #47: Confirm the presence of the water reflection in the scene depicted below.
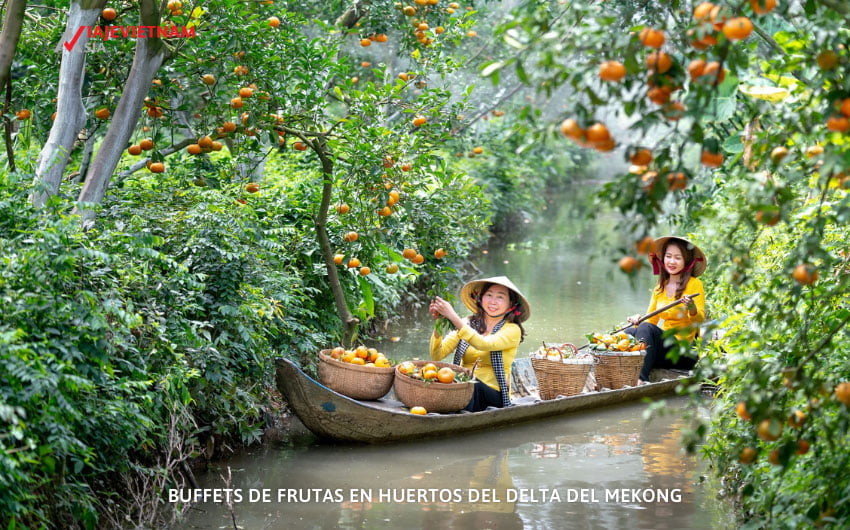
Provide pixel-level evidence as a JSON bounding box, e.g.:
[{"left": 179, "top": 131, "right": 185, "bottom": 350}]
[{"left": 179, "top": 398, "right": 729, "bottom": 529}]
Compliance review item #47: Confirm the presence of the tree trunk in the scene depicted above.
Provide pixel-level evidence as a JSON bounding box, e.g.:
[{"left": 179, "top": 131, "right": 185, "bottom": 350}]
[
  {"left": 32, "top": 0, "right": 106, "bottom": 207},
  {"left": 312, "top": 137, "right": 359, "bottom": 346},
  {"left": 75, "top": 0, "right": 165, "bottom": 222},
  {"left": 0, "top": 0, "right": 27, "bottom": 100}
]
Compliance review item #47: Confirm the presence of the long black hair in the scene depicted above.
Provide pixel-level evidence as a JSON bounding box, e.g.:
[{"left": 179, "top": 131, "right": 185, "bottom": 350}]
[
  {"left": 468, "top": 282, "right": 527, "bottom": 343},
  {"left": 655, "top": 239, "right": 695, "bottom": 299}
]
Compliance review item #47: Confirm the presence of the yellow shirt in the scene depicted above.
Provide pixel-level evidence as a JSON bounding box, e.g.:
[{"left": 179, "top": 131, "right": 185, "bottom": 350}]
[
  {"left": 429, "top": 322, "right": 521, "bottom": 394},
  {"left": 645, "top": 276, "right": 706, "bottom": 341}
]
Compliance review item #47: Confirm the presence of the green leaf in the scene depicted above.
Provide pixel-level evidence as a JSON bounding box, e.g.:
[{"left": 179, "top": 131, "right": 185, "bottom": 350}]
[{"left": 357, "top": 276, "right": 375, "bottom": 318}]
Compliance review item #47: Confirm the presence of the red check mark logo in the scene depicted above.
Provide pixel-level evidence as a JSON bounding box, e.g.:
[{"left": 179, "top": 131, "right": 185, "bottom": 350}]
[{"left": 64, "top": 26, "right": 86, "bottom": 52}]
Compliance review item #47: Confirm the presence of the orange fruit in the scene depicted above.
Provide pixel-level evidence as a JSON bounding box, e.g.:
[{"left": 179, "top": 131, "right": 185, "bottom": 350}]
[
  {"left": 197, "top": 136, "right": 213, "bottom": 149},
  {"left": 355, "top": 346, "right": 369, "bottom": 359},
  {"left": 768, "top": 449, "right": 781, "bottom": 466},
  {"left": 102, "top": 7, "right": 117, "bottom": 21},
  {"left": 268, "top": 16, "right": 280, "bottom": 27},
  {"left": 826, "top": 115, "right": 850, "bottom": 133},
  {"left": 187, "top": 144, "right": 202, "bottom": 155},
  {"left": 361, "top": 61, "right": 371, "bottom": 68},
  {"left": 667, "top": 171, "right": 688, "bottom": 191},
  {"left": 735, "top": 401, "right": 751, "bottom": 421},
  {"left": 560, "top": 118, "right": 584, "bottom": 140},
  {"left": 375, "top": 357, "right": 391, "bottom": 368},
  {"left": 402, "top": 248, "right": 417, "bottom": 259},
  {"left": 638, "top": 28, "right": 665, "bottom": 48},
  {"left": 410, "top": 406, "right": 427, "bottom": 415},
  {"left": 334, "top": 254, "right": 344, "bottom": 265},
  {"left": 422, "top": 368, "right": 438, "bottom": 380},
  {"left": 239, "top": 87, "right": 253, "bottom": 98},
  {"left": 662, "top": 101, "right": 686, "bottom": 121},
  {"left": 599, "top": 60, "right": 626, "bottom": 82},
  {"left": 437, "top": 367, "right": 455, "bottom": 384},
  {"left": 687, "top": 59, "right": 706, "bottom": 80},
  {"left": 387, "top": 190, "right": 400, "bottom": 205},
  {"left": 368, "top": 348, "right": 380, "bottom": 363},
  {"left": 630, "top": 149, "right": 652, "bottom": 166},
  {"left": 647, "top": 86, "right": 672, "bottom": 105},
  {"left": 434, "top": 248, "right": 447, "bottom": 259},
  {"left": 693, "top": 2, "right": 716, "bottom": 20},
  {"left": 230, "top": 97, "right": 244, "bottom": 108},
  {"left": 293, "top": 141, "right": 308, "bottom": 151},
  {"left": 202, "top": 74, "right": 216, "bottom": 85},
  {"left": 15, "top": 109, "right": 31, "bottom": 120},
  {"left": 770, "top": 146, "right": 789, "bottom": 162},
  {"left": 618, "top": 256, "right": 640, "bottom": 273},
  {"left": 359, "top": 38, "right": 372, "bottom": 47},
  {"left": 341, "top": 351, "right": 356, "bottom": 363},
  {"left": 350, "top": 357, "right": 366, "bottom": 365},
  {"left": 700, "top": 61, "right": 726, "bottom": 84},
  {"left": 806, "top": 145, "right": 824, "bottom": 158},
  {"left": 755, "top": 210, "right": 780, "bottom": 226},
  {"left": 787, "top": 410, "right": 806, "bottom": 429},
  {"left": 359, "top": 266, "right": 371, "bottom": 275},
  {"left": 94, "top": 107, "right": 110, "bottom": 119},
  {"left": 792, "top": 264, "right": 818, "bottom": 285},
  {"left": 646, "top": 51, "right": 672, "bottom": 73},
  {"left": 139, "top": 138, "right": 154, "bottom": 151},
  {"left": 838, "top": 98, "right": 850, "bottom": 117},
  {"left": 245, "top": 182, "right": 260, "bottom": 193},
  {"left": 738, "top": 447, "right": 757, "bottom": 465},
  {"left": 816, "top": 50, "right": 839, "bottom": 70},
  {"left": 635, "top": 236, "right": 654, "bottom": 255},
  {"left": 722, "top": 17, "right": 753, "bottom": 41},
  {"left": 378, "top": 206, "right": 392, "bottom": 217},
  {"left": 466, "top": 30, "right": 477, "bottom": 38},
  {"left": 757, "top": 418, "right": 782, "bottom": 441},
  {"left": 796, "top": 440, "right": 810, "bottom": 455},
  {"left": 472, "top": 146, "right": 484, "bottom": 155},
  {"left": 330, "top": 346, "right": 345, "bottom": 359},
  {"left": 222, "top": 121, "right": 237, "bottom": 133},
  {"left": 347, "top": 257, "right": 361, "bottom": 268},
  {"left": 749, "top": 0, "right": 776, "bottom": 15},
  {"left": 700, "top": 151, "right": 724, "bottom": 168},
  {"left": 344, "top": 231, "right": 359, "bottom": 242},
  {"left": 400, "top": 163, "right": 412, "bottom": 172},
  {"left": 149, "top": 162, "right": 165, "bottom": 173},
  {"left": 127, "top": 145, "right": 142, "bottom": 156},
  {"left": 375, "top": 33, "right": 388, "bottom": 42},
  {"left": 412, "top": 115, "right": 427, "bottom": 126},
  {"left": 385, "top": 263, "right": 399, "bottom": 274},
  {"left": 835, "top": 381, "right": 850, "bottom": 405},
  {"left": 585, "top": 123, "right": 611, "bottom": 144},
  {"left": 336, "top": 203, "right": 350, "bottom": 214},
  {"left": 412, "top": 253, "right": 425, "bottom": 264}
]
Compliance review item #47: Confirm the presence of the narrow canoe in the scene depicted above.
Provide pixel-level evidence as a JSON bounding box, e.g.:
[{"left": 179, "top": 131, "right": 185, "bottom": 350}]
[{"left": 275, "top": 357, "right": 691, "bottom": 444}]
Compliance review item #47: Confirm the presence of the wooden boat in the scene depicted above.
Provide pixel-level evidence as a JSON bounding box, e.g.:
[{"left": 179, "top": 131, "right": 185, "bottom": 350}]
[{"left": 275, "top": 357, "right": 692, "bottom": 444}]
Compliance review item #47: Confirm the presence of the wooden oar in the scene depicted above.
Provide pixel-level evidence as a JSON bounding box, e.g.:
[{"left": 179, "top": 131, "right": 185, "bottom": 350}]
[{"left": 576, "top": 293, "right": 701, "bottom": 351}]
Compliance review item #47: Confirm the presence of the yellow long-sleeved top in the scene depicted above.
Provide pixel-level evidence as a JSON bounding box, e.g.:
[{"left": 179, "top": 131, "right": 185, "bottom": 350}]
[
  {"left": 644, "top": 276, "right": 706, "bottom": 341},
  {"left": 429, "top": 321, "right": 521, "bottom": 395}
]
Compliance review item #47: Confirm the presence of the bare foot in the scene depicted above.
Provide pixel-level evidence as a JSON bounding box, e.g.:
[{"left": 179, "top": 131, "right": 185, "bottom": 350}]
[{"left": 636, "top": 379, "right": 649, "bottom": 386}]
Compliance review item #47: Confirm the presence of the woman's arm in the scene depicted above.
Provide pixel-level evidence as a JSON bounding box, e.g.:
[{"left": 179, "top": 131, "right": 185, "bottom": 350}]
[{"left": 430, "top": 327, "right": 462, "bottom": 360}]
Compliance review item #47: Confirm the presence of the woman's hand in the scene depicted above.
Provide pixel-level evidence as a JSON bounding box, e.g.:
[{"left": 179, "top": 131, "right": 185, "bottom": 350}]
[
  {"left": 431, "top": 297, "right": 464, "bottom": 330},
  {"left": 680, "top": 294, "right": 696, "bottom": 315},
  {"left": 626, "top": 314, "right": 641, "bottom": 326}
]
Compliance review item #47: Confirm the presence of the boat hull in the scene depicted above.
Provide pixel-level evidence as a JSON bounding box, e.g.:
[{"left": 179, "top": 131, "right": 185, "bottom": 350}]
[{"left": 275, "top": 358, "right": 690, "bottom": 444}]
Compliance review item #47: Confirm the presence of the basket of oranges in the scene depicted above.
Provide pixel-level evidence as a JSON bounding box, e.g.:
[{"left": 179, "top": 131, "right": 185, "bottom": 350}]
[
  {"left": 530, "top": 343, "right": 594, "bottom": 399},
  {"left": 318, "top": 347, "right": 395, "bottom": 400},
  {"left": 587, "top": 332, "right": 646, "bottom": 390},
  {"left": 394, "top": 360, "right": 474, "bottom": 413}
]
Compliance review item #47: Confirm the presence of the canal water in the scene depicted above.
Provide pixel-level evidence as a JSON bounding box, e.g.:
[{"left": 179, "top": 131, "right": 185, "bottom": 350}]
[{"left": 178, "top": 185, "right": 734, "bottom": 529}]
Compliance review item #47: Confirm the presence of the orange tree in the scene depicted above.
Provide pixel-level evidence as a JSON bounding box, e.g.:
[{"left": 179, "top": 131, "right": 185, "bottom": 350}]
[
  {"left": 481, "top": 0, "right": 850, "bottom": 526},
  {"left": 1, "top": 1, "right": 503, "bottom": 526}
]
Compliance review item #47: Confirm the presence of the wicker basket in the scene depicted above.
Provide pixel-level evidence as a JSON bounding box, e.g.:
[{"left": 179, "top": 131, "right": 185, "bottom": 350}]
[
  {"left": 394, "top": 360, "right": 474, "bottom": 413},
  {"left": 318, "top": 350, "right": 395, "bottom": 400},
  {"left": 592, "top": 350, "right": 646, "bottom": 390},
  {"left": 531, "top": 344, "right": 594, "bottom": 400}
]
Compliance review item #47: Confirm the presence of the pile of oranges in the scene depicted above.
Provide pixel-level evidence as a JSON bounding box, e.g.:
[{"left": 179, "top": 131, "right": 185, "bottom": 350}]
[
  {"left": 328, "top": 346, "right": 392, "bottom": 368},
  {"left": 397, "top": 361, "right": 468, "bottom": 384},
  {"left": 588, "top": 331, "right": 645, "bottom": 352}
]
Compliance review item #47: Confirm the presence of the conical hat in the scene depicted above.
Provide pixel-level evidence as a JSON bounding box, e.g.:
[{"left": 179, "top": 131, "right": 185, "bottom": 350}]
[
  {"left": 459, "top": 276, "right": 531, "bottom": 323},
  {"left": 651, "top": 236, "right": 707, "bottom": 277}
]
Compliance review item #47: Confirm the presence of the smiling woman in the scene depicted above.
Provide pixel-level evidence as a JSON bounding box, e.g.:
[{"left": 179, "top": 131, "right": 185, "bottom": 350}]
[{"left": 429, "top": 276, "right": 530, "bottom": 412}]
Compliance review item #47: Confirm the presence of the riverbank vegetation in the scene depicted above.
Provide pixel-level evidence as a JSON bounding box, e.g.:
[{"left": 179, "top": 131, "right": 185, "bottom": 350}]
[{"left": 2, "top": 0, "right": 849, "bottom": 528}]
